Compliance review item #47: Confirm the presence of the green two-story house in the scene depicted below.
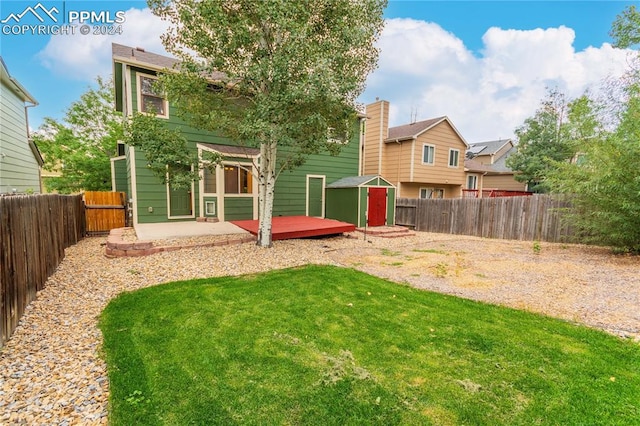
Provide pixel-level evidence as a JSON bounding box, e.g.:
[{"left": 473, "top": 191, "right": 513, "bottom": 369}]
[{"left": 110, "top": 43, "right": 367, "bottom": 226}]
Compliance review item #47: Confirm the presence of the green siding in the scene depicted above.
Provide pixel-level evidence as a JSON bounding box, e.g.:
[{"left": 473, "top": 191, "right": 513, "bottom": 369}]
[
  {"left": 386, "top": 187, "right": 396, "bottom": 225},
  {"left": 0, "top": 79, "right": 40, "bottom": 194},
  {"left": 224, "top": 197, "right": 253, "bottom": 220},
  {"left": 273, "top": 120, "right": 361, "bottom": 217},
  {"left": 113, "top": 158, "right": 128, "bottom": 197},
  {"left": 325, "top": 188, "right": 359, "bottom": 226},
  {"left": 359, "top": 188, "right": 368, "bottom": 227},
  {"left": 114, "top": 62, "right": 123, "bottom": 113},
  {"left": 133, "top": 149, "right": 169, "bottom": 223},
  {"left": 118, "top": 65, "right": 362, "bottom": 223}
]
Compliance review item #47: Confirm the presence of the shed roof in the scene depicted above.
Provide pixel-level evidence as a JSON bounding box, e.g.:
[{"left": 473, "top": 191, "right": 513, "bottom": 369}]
[{"left": 327, "top": 175, "right": 394, "bottom": 188}]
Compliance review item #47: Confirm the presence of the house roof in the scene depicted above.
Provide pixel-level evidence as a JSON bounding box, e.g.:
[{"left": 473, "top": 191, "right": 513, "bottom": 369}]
[
  {"left": 464, "top": 146, "right": 518, "bottom": 175},
  {"left": 112, "top": 43, "right": 180, "bottom": 71},
  {"left": 0, "top": 57, "right": 37, "bottom": 104},
  {"left": 468, "top": 139, "right": 512, "bottom": 156},
  {"left": 385, "top": 116, "right": 469, "bottom": 148},
  {"left": 112, "top": 43, "right": 227, "bottom": 81},
  {"left": 326, "top": 175, "right": 393, "bottom": 188},
  {"left": 198, "top": 143, "right": 260, "bottom": 158}
]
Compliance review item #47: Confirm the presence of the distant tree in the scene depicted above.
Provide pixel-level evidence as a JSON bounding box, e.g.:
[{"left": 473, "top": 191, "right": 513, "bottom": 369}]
[
  {"left": 33, "top": 77, "right": 123, "bottom": 193},
  {"left": 507, "top": 89, "right": 574, "bottom": 192},
  {"left": 610, "top": 5, "right": 640, "bottom": 48},
  {"left": 544, "top": 7, "right": 640, "bottom": 253},
  {"left": 548, "top": 85, "right": 640, "bottom": 252},
  {"left": 147, "top": 0, "right": 386, "bottom": 247}
]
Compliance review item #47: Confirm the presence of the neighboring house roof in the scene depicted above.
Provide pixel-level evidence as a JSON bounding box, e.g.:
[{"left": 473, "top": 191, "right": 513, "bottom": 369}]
[
  {"left": 468, "top": 139, "right": 512, "bottom": 156},
  {"left": 327, "top": 175, "right": 394, "bottom": 188},
  {"left": 1, "top": 57, "right": 43, "bottom": 167},
  {"left": 385, "top": 116, "right": 469, "bottom": 148},
  {"left": 465, "top": 146, "right": 518, "bottom": 175},
  {"left": 0, "top": 57, "right": 37, "bottom": 105}
]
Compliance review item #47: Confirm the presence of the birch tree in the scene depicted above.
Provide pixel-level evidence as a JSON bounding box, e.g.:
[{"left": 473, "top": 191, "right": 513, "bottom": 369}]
[{"left": 147, "top": 0, "right": 386, "bottom": 247}]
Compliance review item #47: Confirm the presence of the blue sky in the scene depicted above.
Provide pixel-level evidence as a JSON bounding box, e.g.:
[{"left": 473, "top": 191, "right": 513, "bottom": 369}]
[{"left": 0, "top": 0, "right": 637, "bottom": 141}]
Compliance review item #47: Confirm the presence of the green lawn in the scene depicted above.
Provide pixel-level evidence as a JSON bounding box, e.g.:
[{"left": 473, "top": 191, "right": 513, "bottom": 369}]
[{"left": 100, "top": 265, "right": 640, "bottom": 425}]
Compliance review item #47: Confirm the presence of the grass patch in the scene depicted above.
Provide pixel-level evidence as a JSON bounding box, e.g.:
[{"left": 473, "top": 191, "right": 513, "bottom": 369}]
[
  {"left": 100, "top": 265, "right": 640, "bottom": 425},
  {"left": 412, "top": 248, "right": 448, "bottom": 255},
  {"left": 381, "top": 248, "right": 401, "bottom": 256}
]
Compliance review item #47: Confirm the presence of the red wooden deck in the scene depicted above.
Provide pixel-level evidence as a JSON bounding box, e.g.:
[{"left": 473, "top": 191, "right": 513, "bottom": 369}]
[{"left": 230, "top": 216, "right": 356, "bottom": 240}]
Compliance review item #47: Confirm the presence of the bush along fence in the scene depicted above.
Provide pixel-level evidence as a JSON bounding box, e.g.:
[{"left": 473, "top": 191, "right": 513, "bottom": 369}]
[
  {"left": 396, "top": 194, "right": 576, "bottom": 243},
  {"left": 0, "top": 194, "right": 85, "bottom": 349}
]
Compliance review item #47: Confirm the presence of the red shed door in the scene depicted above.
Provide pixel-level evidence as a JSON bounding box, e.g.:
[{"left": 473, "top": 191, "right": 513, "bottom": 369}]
[{"left": 367, "top": 188, "right": 387, "bottom": 227}]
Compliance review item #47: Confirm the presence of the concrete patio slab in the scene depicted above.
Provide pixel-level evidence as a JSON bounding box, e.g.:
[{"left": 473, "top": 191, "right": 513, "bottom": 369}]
[{"left": 134, "top": 221, "right": 250, "bottom": 240}]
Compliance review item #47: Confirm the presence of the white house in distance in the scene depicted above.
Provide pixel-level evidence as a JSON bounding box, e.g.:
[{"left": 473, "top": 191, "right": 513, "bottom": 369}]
[{"left": 0, "top": 57, "right": 42, "bottom": 194}]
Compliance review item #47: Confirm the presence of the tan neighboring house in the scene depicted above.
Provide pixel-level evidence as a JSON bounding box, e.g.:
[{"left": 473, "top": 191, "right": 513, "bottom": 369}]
[
  {"left": 464, "top": 139, "right": 529, "bottom": 197},
  {"left": 362, "top": 99, "right": 469, "bottom": 199}
]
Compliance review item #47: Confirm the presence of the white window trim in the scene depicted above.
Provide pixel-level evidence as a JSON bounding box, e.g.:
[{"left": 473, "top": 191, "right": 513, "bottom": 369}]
[
  {"left": 467, "top": 174, "right": 479, "bottom": 190},
  {"left": 419, "top": 187, "right": 445, "bottom": 199},
  {"left": 137, "top": 72, "right": 169, "bottom": 119},
  {"left": 448, "top": 148, "right": 460, "bottom": 168},
  {"left": 222, "top": 162, "right": 255, "bottom": 197},
  {"left": 422, "top": 144, "right": 435, "bottom": 166},
  {"left": 201, "top": 165, "right": 218, "bottom": 196}
]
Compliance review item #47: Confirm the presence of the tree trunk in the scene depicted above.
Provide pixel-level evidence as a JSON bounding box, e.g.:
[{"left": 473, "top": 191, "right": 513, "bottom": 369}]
[{"left": 257, "top": 141, "right": 277, "bottom": 247}]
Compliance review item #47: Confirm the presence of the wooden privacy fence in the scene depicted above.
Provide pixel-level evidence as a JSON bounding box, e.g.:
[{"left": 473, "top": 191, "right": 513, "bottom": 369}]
[
  {"left": 83, "top": 191, "right": 126, "bottom": 235},
  {"left": 0, "top": 194, "right": 85, "bottom": 349},
  {"left": 396, "top": 195, "right": 576, "bottom": 243}
]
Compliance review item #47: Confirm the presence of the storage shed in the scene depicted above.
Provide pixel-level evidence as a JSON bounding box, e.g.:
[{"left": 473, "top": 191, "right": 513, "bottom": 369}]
[{"left": 325, "top": 175, "right": 395, "bottom": 227}]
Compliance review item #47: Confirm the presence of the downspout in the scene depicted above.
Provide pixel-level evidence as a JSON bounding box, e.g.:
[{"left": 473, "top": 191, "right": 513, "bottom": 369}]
[
  {"left": 378, "top": 102, "right": 384, "bottom": 175},
  {"left": 24, "top": 101, "right": 43, "bottom": 193},
  {"left": 358, "top": 117, "right": 365, "bottom": 176}
]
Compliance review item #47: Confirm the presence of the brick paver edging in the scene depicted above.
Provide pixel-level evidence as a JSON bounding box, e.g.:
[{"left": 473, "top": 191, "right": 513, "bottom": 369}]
[{"left": 105, "top": 227, "right": 257, "bottom": 257}]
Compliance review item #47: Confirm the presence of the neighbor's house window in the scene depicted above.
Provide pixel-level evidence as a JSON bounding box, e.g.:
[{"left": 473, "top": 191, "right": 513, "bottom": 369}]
[
  {"left": 422, "top": 144, "right": 435, "bottom": 165},
  {"left": 203, "top": 167, "right": 217, "bottom": 193},
  {"left": 420, "top": 187, "right": 444, "bottom": 199},
  {"left": 138, "top": 74, "right": 168, "bottom": 118},
  {"left": 224, "top": 165, "right": 252, "bottom": 194},
  {"left": 467, "top": 174, "right": 478, "bottom": 190},
  {"left": 449, "top": 148, "right": 460, "bottom": 167}
]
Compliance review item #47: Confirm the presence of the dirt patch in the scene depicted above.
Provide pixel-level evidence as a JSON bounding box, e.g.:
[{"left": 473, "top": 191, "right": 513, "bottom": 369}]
[{"left": 329, "top": 234, "right": 640, "bottom": 341}]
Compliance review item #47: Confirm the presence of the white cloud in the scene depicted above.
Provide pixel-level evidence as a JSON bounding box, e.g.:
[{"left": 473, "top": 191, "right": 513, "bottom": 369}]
[
  {"left": 361, "top": 18, "right": 634, "bottom": 142},
  {"left": 37, "top": 7, "right": 170, "bottom": 81}
]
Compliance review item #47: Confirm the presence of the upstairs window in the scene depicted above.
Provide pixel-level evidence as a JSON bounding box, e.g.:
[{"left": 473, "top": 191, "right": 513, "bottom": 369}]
[
  {"left": 138, "top": 74, "right": 168, "bottom": 118},
  {"left": 422, "top": 144, "right": 435, "bottom": 165},
  {"left": 449, "top": 149, "right": 460, "bottom": 167}
]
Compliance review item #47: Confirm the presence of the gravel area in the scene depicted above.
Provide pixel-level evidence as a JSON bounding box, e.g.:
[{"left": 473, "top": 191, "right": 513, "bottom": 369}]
[{"left": 1, "top": 231, "right": 638, "bottom": 424}]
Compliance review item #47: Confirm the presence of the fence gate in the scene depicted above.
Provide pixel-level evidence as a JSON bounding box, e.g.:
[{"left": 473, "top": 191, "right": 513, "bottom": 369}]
[{"left": 83, "top": 191, "right": 126, "bottom": 235}]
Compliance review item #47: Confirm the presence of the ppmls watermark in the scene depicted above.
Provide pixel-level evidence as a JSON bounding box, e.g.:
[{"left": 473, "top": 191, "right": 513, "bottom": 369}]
[{"left": 1, "top": 2, "right": 125, "bottom": 36}]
